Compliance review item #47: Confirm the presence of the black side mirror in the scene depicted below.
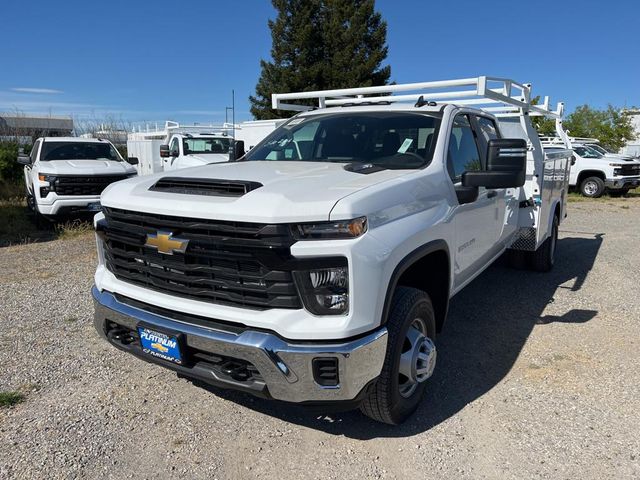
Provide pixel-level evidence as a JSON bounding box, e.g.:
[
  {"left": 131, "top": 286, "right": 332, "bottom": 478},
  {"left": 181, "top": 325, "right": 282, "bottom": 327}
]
[
  {"left": 127, "top": 157, "right": 139, "bottom": 165},
  {"left": 463, "top": 138, "right": 527, "bottom": 189},
  {"left": 17, "top": 154, "right": 31, "bottom": 166},
  {"left": 159, "top": 145, "right": 170, "bottom": 158},
  {"left": 233, "top": 140, "right": 245, "bottom": 160}
]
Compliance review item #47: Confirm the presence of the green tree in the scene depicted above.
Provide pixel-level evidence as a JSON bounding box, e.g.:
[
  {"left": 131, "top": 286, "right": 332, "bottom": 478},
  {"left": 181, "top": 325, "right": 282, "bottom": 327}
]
[
  {"left": 564, "top": 105, "right": 636, "bottom": 152},
  {"left": 530, "top": 96, "right": 556, "bottom": 136},
  {"left": 250, "top": 0, "right": 391, "bottom": 119}
]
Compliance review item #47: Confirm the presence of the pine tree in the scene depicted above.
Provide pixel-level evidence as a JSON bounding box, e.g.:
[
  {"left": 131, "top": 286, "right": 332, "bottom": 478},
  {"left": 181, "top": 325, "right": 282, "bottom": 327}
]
[{"left": 250, "top": 0, "right": 391, "bottom": 120}]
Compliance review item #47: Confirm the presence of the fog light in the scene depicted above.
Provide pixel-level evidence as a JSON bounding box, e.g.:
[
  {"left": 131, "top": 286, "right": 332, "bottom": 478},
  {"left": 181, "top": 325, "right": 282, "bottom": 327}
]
[{"left": 294, "top": 265, "right": 349, "bottom": 315}]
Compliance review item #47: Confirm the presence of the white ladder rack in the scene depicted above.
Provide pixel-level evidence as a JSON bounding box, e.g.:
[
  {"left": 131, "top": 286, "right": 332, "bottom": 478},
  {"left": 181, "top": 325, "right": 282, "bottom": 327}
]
[{"left": 272, "top": 76, "right": 564, "bottom": 119}]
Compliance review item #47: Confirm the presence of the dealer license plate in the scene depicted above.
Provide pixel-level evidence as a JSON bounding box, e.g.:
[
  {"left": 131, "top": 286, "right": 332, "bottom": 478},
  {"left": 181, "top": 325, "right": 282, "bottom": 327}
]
[
  {"left": 138, "top": 327, "right": 183, "bottom": 364},
  {"left": 87, "top": 202, "right": 102, "bottom": 212}
]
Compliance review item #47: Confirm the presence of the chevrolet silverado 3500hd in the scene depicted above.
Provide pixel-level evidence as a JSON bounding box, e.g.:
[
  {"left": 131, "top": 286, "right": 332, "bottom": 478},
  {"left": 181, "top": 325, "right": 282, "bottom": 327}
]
[{"left": 92, "top": 77, "right": 572, "bottom": 424}]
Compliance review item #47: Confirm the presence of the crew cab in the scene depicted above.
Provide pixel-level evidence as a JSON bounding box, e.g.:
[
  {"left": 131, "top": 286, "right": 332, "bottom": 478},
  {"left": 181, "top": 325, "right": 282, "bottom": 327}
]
[
  {"left": 17, "top": 137, "right": 137, "bottom": 219},
  {"left": 92, "top": 77, "right": 571, "bottom": 424},
  {"left": 542, "top": 140, "right": 640, "bottom": 197}
]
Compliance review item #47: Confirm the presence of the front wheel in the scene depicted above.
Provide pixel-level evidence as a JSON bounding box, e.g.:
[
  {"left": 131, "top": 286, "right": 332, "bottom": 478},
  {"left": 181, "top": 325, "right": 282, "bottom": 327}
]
[
  {"left": 580, "top": 176, "right": 604, "bottom": 198},
  {"left": 360, "top": 287, "right": 436, "bottom": 424}
]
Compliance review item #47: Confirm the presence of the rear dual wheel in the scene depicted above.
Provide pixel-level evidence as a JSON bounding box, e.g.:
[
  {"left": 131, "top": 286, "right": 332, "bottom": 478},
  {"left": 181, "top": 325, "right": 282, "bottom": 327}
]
[
  {"left": 360, "top": 287, "right": 437, "bottom": 425},
  {"left": 507, "top": 215, "right": 559, "bottom": 272}
]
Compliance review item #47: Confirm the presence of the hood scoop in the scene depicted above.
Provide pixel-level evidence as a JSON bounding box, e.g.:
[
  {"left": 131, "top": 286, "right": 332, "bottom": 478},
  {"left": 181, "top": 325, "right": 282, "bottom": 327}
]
[
  {"left": 343, "top": 163, "right": 386, "bottom": 175},
  {"left": 150, "top": 177, "right": 262, "bottom": 197}
]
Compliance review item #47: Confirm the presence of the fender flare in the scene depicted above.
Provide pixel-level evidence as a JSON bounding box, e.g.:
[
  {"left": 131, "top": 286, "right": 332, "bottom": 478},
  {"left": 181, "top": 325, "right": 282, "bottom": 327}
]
[{"left": 380, "top": 239, "right": 450, "bottom": 327}]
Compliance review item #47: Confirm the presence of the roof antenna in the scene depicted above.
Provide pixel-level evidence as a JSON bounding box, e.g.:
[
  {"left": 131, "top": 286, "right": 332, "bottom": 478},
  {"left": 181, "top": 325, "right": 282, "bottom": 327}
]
[
  {"left": 415, "top": 96, "right": 437, "bottom": 108},
  {"left": 415, "top": 96, "right": 427, "bottom": 108}
]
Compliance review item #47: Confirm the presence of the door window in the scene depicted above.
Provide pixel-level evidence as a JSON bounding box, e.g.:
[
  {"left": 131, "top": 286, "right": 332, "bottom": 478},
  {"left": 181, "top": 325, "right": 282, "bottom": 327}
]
[
  {"left": 475, "top": 116, "right": 500, "bottom": 143},
  {"left": 447, "top": 115, "right": 482, "bottom": 181},
  {"left": 170, "top": 138, "right": 180, "bottom": 156},
  {"left": 30, "top": 140, "right": 41, "bottom": 162}
]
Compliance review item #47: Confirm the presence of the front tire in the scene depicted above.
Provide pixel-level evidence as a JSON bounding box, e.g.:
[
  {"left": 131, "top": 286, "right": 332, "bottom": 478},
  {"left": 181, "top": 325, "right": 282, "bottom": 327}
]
[
  {"left": 360, "top": 287, "right": 436, "bottom": 425},
  {"left": 580, "top": 176, "right": 604, "bottom": 198}
]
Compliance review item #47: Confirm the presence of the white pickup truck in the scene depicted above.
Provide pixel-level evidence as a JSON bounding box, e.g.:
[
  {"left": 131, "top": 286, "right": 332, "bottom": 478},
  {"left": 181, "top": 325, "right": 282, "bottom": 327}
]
[
  {"left": 17, "top": 137, "right": 137, "bottom": 219},
  {"left": 92, "top": 77, "right": 571, "bottom": 424},
  {"left": 541, "top": 138, "right": 640, "bottom": 197}
]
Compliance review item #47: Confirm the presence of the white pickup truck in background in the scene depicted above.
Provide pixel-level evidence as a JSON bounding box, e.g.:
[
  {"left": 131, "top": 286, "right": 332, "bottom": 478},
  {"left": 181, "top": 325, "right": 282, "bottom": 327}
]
[
  {"left": 541, "top": 137, "right": 640, "bottom": 197},
  {"left": 92, "top": 76, "right": 572, "bottom": 424},
  {"left": 17, "top": 137, "right": 137, "bottom": 220},
  {"left": 128, "top": 120, "right": 286, "bottom": 175}
]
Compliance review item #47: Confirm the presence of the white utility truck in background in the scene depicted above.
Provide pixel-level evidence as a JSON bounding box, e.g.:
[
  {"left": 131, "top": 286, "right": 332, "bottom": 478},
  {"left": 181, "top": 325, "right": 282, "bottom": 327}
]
[
  {"left": 17, "top": 137, "right": 137, "bottom": 220},
  {"left": 92, "top": 76, "right": 571, "bottom": 424},
  {"left": 541, "top": 137, "right": 640, "bottom": 197},
  {"left": 128, "top": 120, "right": 286, "bottom": 175}
]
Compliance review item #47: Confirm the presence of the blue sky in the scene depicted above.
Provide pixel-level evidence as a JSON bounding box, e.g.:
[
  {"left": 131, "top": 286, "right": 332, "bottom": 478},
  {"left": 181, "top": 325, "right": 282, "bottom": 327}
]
[{"left": 1, "top": 0, "right": 638, "bottom": 126}]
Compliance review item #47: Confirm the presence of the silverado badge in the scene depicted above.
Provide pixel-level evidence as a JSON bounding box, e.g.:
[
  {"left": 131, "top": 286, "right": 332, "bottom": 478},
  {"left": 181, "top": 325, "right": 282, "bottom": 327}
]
[{"left": 145, "top": 230, "right": 189, "bottom": 255}]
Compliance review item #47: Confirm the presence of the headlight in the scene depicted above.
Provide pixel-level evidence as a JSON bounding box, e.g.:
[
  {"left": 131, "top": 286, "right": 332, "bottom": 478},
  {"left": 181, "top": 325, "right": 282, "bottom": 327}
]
[
  {"left": 293, "top": 217, "right": 367, "bottom": 240},
  {"left": 38, "top": 173, "right": 57, "bottom": 183},
  {"left": 294, "top": 264, "right": 349, "bottom": 315},
  {"left": 38, "top": 174, "right": 57, "bottom": 196}
]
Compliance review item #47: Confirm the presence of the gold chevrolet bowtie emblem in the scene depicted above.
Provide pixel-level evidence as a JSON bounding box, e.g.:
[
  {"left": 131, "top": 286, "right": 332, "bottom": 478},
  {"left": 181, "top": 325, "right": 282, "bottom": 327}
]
[{"left": 145, "top": 230, "right": 189, "bottom": 255}]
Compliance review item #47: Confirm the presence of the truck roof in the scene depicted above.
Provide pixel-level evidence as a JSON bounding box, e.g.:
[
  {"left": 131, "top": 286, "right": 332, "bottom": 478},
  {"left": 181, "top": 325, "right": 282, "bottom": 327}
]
[{"left": 40, "top": 136, "right": 112, "bottom": 143}]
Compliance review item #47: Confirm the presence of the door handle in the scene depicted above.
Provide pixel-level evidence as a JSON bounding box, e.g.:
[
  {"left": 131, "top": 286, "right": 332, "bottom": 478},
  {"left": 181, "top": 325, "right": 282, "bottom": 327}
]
[{"left": 486, "top": 190, "right": 497, "bottom": 199}]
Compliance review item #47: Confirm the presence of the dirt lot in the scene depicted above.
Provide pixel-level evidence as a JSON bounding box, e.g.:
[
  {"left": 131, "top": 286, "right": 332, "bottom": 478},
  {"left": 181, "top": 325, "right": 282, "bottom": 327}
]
[{"left": 1, "top": 198, "right": 639, "bottom": 479}]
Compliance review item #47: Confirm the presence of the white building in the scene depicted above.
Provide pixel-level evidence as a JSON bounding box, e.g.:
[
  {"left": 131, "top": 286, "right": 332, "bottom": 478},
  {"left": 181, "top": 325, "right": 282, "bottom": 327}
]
[{"left": 621, "top": 110, "right": 640, "bottom": 158}]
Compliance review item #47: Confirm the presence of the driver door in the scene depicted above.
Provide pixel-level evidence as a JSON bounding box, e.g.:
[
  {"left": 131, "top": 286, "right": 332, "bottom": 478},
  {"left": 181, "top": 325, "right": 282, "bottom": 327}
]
[{"left": 448, "top": 114, "right": 501, "bottom": 290}]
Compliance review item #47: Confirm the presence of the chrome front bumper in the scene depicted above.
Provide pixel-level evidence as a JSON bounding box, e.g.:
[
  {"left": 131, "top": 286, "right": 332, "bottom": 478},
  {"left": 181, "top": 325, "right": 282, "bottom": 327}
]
[{"left": 92, "top": 287, "right": 388, "bottom": 403}]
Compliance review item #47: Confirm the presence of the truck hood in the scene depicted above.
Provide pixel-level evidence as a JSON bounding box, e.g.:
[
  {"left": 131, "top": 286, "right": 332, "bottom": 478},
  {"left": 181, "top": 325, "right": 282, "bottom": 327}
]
[
  {"left": 184, "top": 153, "right": 230, "bottom": 164},
  {"left": 38, "top": 159, "right": 136, "bottom": 176},
  {"left": 101, "top": 161, "right": 412, "bottom": 223},
  {"left": 604, "top": 153, "right": 639, "bottom": 162}
]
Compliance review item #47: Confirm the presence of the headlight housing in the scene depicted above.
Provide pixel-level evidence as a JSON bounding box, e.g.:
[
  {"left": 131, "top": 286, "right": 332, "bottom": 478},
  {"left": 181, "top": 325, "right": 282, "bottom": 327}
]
[
  {"left": 38, "top": 174, "right": 57, "bottom": 196},
  {"left": 294, "top": 262, "right": 349, "bottom": 315},
  {"left": 293, "top": 217, "right": 367, "bottom": 240}
]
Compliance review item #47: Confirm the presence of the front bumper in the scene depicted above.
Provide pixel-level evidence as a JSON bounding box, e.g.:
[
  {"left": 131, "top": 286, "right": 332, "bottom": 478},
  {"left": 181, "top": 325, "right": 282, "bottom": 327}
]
[
  {"left": 37, "top": 196, "right": 101, "bottom": 216},
  {"left": 92, "top": 287, "right": 387, "bottom": 403},
  {"left": 605, "top": 176, "right": 640, "bottom": 190}
]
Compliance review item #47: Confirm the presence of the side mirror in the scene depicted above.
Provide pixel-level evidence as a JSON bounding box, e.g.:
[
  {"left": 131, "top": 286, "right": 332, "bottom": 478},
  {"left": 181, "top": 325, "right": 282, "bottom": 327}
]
[
  {"left": 127, "top": 157, "right": 139, "bottom": 165},
  {"left": 231, "top": 140, "right": 245, "bottom": 161},
  {"left": 463, "top": 138, "right": 527, "bottom": 189},
  {"left": 17, "top": 154, "right": 31, "bottom": 166},
  {"left": 159, "top": 145, "right": 170, "bottom": 158}
]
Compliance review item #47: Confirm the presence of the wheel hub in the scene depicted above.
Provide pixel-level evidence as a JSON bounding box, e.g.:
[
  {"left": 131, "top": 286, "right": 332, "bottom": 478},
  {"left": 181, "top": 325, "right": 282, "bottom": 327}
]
[
  {"left": 398, "top": 319, "right": 437, "bottom": 398},
  {"left": 584, "top": 181, "right": 598, "bottom": 195}
]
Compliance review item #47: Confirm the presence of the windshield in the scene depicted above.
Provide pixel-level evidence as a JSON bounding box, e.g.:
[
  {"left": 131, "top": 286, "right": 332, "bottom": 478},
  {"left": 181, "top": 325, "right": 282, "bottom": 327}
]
[
  {"left": 244, "top": 112, "right": 441, "bottom": 169},
  {"left": 183, "top": 137, "right": 231, "bottom": 154},
  {"left": 574, "top": 146, "right": 603, "bottom": 158},
  {"left": 41, "top": 141, "right": 121, "bottom": 161},
  {"left": 587, "top": 144, "right": 609, "bottom": 155}
]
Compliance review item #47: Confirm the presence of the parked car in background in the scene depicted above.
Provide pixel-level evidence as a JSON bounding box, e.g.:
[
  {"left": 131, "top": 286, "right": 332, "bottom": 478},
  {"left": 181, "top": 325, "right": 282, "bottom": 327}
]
[
  {"left": 541, "top": 140, "right": 640, "bottom": 197},
  {"left": 127, "top": 121, "right": 285, "bottom": 175},
  {"left": 17, "top": 137, "right": 137, "bottom": 220}
]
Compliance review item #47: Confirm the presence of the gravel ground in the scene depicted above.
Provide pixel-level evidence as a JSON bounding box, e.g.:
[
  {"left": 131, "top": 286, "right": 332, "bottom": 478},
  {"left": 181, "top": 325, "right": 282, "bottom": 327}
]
[{"left": 1, "top": 198, "right": 639, "bottom": 479}]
